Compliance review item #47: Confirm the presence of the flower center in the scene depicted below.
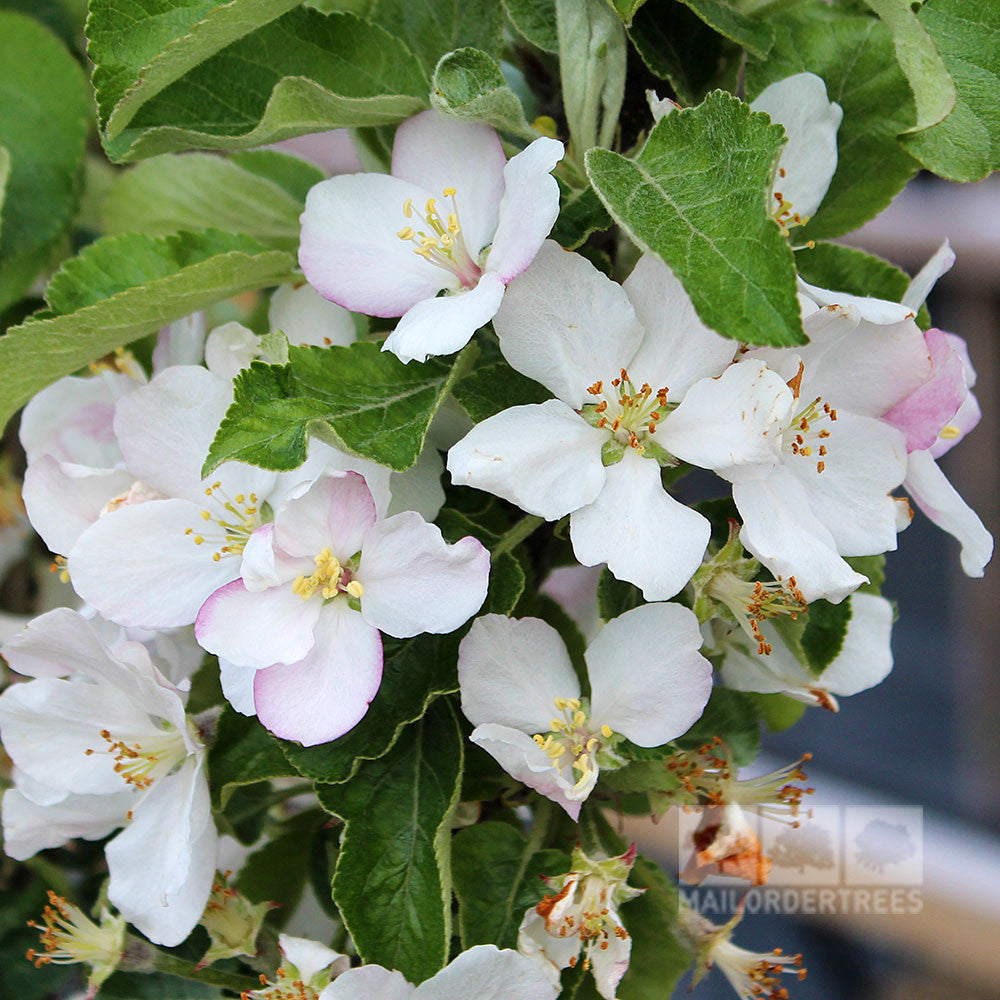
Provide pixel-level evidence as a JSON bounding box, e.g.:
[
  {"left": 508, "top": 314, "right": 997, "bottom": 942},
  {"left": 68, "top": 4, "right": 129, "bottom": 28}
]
[
  {"left": 781, "top": 395, "right": 835, "bottom": 474},
  {"left": 291, "top": 547, "right": 364, "bottom": 603},
  {"left": 771, "top": 167, "right": 809, "bottom": 237},
  {"left": 582, "top": 369, "right": 670, "bottom": 455},
  {"left": 88, "top": 724, "right": 188, "bottom": 790},
  {"left": 532, "top": 697, "right": 618, "bottom": 793},
  {"left": 715, "top": 939, "right": 807, "bottom": 998},
  {"left": 27, "top": 892, "right": 124, "bottom": 973},
  {"left": 185, "top": 482, "right": 261, "bottom": 563},
  {"left": 242, "top": 970, "right": 319, "bottom": 1000},
  {"left": 536, "top": 875, "right": 629, "bottom": 969},
  {"left": 397, "top": 187, "right": 483, "bottom": 289},
  {"left": 708, "top": 571, "right": 807, "bottom": 655}
]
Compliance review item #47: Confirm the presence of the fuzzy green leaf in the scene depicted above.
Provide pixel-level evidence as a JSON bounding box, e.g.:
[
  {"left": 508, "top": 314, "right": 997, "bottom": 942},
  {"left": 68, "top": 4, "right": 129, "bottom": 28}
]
[
  {"left": 586, "top": 90, "right": 804, "bottom": 347},
  {"left": 503, "top": 0, "right": 558, "bottom": 52},
  {"left": 675, "top": 0, "right": 773, "bottom": 59},
  {"left": 450, "top": 361, "right": 549, "bottom": 422},
  {"left": 208, "top": 707, "right": 298, "bottom": 808}
]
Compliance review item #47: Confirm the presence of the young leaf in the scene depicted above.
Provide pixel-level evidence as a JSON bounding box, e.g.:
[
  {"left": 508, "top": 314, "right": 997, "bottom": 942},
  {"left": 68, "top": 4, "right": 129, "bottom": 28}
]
[
  {"left": 586, "top": 90, "right": 805, "bottom": 347},
  {"left": 0, "top": 12, "right": 89, "bottom": 311},
  {"left": 451, "top": 822, "right": 569, "bottom": 949},
  {"left": 100, "top": 10, "right": 428, "bottom": 162},
  {"left": 503, "top": 0, "right": 558, "bottom": 53},
  {"left": 899, "top": 0, "right": 1000, "bottom": 182},
  {"left": 431, "top": 47, "right": 536, "bottom": 138},
  {"left": 746, "top": 2, "right": 919, "bottom": 241},
  {"left": 204, "top": 341, "right": 469, "bottom": 475},
  {"left": 317, "top": 699, "right": 464, "bottom": 984},
  {"left": 771, "top": 597, "right": 853, "bottom": 676},
  {"left": 0, "top": 230, "right": 294, "bottom": 431}
]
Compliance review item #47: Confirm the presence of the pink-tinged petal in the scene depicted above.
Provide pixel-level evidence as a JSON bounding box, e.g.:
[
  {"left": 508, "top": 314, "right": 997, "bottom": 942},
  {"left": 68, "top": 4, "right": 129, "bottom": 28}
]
[
  {"left": 382, "top": 271, "right": 506, "bottom": 364},
  {"left": 269, "top": 283, "right": 357, "bottom": 349},
  {"left": 413, "top": 945, "right": 559, "bottom": 1000},
  {"left": 789, "top": 411, "right": 907, "bottom": 557},
  {"left": 240, "top": 523, "right": 312, "bottom": 591},
  {"left": 586, "top": 603, "right": 712, "bottom": 746},
  {"left": 484, "top": 137, "right": 564, "bottom": 282},
  {"left": 69, "top": 498, "right": 240, "bottom": 629},
  {"left": 458, "top": 615, "right": 581, "bottom": 734},
  {"left": 195, "top": 579, "right": 322, "bottom": 670},
  {"left": 322, "top": 965, "right": 414, "bottom": 1000},
  {"left": 661, "top": 361, "right": 792, "bottom": 478},
  {"left": 357, "top": 512, "right": 489, "bottom": 637},
  {"left": 902, "top": 239, "right": 955, "bottom": 311},
  {"left": 107, "top": 756, "right": 217, "bottom": 946},
  {"left": 470, "top": 723, "right": 581, "bottom": 819},
  {"left": 797, "top": 276, "right": 914, "bottom": 325},
  {"left": 299, "top": 173, "right": 453, "bottom": 318},
  {"left": 153, "top": 312, "right": 207, "bottom": 373},
  {"left": 447, "top": 400, "right": 607, "bottom": 521},
  {"left": 493, "top": 241, "right": 642, "bottom": 407},
  {"left": 22, "top": 457, "right": 133, "bottom": 556},
  {"left": 204, "top": 322, "right": 261, "bottom": 381},
  {"left": 882, "top": 328, "right": 967, "bottom": 451},
  {"left": 929, "top": 391, "right": 981, "bottom": 458},
  {"left": 570, "top": 451, "right": 709, "bottom": 601},
  {"left": 623, "top": 254, "right": 737, "bottom": 398},
  {"left": 905, "top": 449, "right": 993, "bottom": 577},
  {"left": 253, "top": 602, "right": 382, "bottom": 746},
  {"left": 274, "top": 471, "right": 376, "bottom": 560},
  {"left": 392, "top": 111, "right": 507, "bottom": 258},
  {"left": 20, "top": 372, "right": 133, "bottom": 467},
  {"left": 734, "top": 469, "right": 866, "bottom": 604},
  {"left": 267, "top": 129, "right": 363, "bottom": 176}
]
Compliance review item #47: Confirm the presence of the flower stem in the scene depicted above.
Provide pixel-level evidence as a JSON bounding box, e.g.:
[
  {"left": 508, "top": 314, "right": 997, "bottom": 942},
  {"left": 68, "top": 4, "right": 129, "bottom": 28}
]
[
  {"left": 151, "top": 950, "right": 261, "bottom": 993},
  {"left": 492, "top": 515, "right": 545, "bottom": 556}
]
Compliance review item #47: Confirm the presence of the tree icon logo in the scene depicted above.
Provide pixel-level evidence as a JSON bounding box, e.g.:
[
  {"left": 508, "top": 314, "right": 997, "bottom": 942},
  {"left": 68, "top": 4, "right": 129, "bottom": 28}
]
[{"left": 853, "top": 818, "right": 917, "bottom": 873}]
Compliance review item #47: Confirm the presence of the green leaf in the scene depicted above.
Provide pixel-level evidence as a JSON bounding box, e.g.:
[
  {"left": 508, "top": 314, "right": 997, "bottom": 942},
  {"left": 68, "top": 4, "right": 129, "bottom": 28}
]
[
  {"left": 550, "top": 182, "right": 614, "bottom": 250},
  {"left": 675, "top": 687, "right": 760, "bottom": 766},
  {"left": 451, "top": 360, "right": 549, "bottom": 422},
  {"left": 208, "top": 707, "right": 298, "bottom": 808},
  {"left": 452, "top": 822, "right": 569, "bottom": 949},
  {"left": 98, "top": 973, "right": 226, "bottom": 999},
  {"left": 586, "top": 90, "right": 804, "bottom": 348},
  {"left": 751, "top": 692, "right": 807, "bottom": 732},
  {"left": 279, "top": 632, "right": 461, "bottom": 783},
  {"left": 772, "top": 597, "right": 852, "bottom": 676},
  {"left": 846, "top": 553, "right": 886, "bottom": 595},
  {"left": 900, "top": 0, "right": 1000, "bottom": 182},
  {"left": 0, "top": 230, "right": 294, "bottom": 431},
  {"left": 556, "top": 0, "right": 628, "bottom": 156},
  {"left": 371, "top": 0, "right": 503, "bottom": 79},
  {"left": 503, "top": 0, "right": 558, "bottom": 53},
  {"left": 746, "top": 2, "right": 919, "bottom": 241},
  {"left": 487, "top": 551, "right": 528, "bottom": 614},
  {"left": 675, "top": 0, "right": 774, "bottom": 59},
  {"left": 607, "top": 0, "right": 647, "bottom": 26},
  {"left": 596, "top": 567, "right": 645, "bottom": 622},
  {"left": 100, "top": 10, "right": 428, "bottom": 162},
  {"left": 627, "top": 0, "right": 741, "bottom": 105},
  {"left": 205, "top": 341, "right": 469, "bottom": 476},
  {"left": 617, "top": 857, "right": 689, "bottom": 1000},
  {"left": 0, "top": 12, "right": 89, "bottom": 310},
  {"left": 317, "top": 699, "right": 463, "bottom": 983},
  {"left": 102, "top": 152, "right": 322, "bottom": 252},
  {"left": 431, "top": 47, "right": 536, "bottom": 137},
  {"left": 862, "top": 0, "right": 956, "bottom": 132}
]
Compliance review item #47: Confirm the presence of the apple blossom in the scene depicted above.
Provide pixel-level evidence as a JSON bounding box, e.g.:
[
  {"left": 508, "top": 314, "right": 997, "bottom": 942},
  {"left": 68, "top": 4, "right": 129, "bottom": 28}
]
[
  {"left": 457, "top": 603, "right": 713, "bottom": 819},
  {"left": 299, "top": 110, "right": 564, "bottom": 363},
  {"left": 518, "top": 845, "right": 642, "bottom": 999},
  {"left": 196, "top": 471, "right": 489, "bottom": 745},
  {"left": 448, "top": 241, "right": 739, "bottom": 599},
  {"left": 197, "top": 871, "right": 272, "bottom": 968},
  {"left": 244, "top": 933, "right": 349, "bottom": 999},
  {"left": 0, "top": 608, "right": 217, "bottom": 946}
]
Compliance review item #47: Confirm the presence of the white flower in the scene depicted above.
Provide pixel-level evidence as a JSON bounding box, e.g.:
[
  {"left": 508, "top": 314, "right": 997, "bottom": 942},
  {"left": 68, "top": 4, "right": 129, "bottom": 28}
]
[
  {"left": 195, "top": 471, "right": 489, "bottom": 746},
  {"left": 448, "top": 242, "right": 739, "bottom": 599},
  {"left": 299, "top": 110, "right": 564, "bottom": 363},
  {"left": 0, "top": 608, "right": 217, "bottom": 946},
  {"left": 517, "top": 845, "right": 642, "bottom": 1000},
  {"left": 67, "top": 365, "right": 391, "bottom": 630},
  {"left": 246, "top": 933, "right": 349, "bottom": 997},
  {"left": 717, "top": 591, "right": 895, "bottom": 711},
  {"left": 317, "top": 945, "right": 557, "bottom": 1000},
  {"left": 457, "top": 603, "right": 713, "bottom": 819}
]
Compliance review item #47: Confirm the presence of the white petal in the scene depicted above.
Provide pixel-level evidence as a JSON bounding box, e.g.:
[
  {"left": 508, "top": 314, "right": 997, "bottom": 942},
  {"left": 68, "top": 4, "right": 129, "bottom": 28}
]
[
  {"left": 517, "top": 909, "right": 578, "bottom": 985},
  {"left": 240, "top": 522, "right": 309, "bottom": 591},
  {"left": 470, "top": 724, "right": 581, "bottom": 819},
  {"left": 447, "top": 400, "right": 607, "bottom": 520},
  {"left": 106, "top": 756, "right": 217, "bottom": 946},
  {"left": 69, "top": 499, "right": 241, "bottom": 629},
  {"left": 414, "top": 945, "right": 559, "bottom": 1000},
  {"left": 321, "top": 965, "right": 414, "bottom": 1000},
  {"left": 278, "top": 934, "right": 348, "bottom": 985},
  {"left": 484, "top": 137, "right": 564, "bottom": 282},
  {"left": 720, "top": 636, "right": 814, "bottom": 697},
  {"left": 357, "top": 512, "right": 489, "bottom": 637},
  {"left": 299, "top": 173, "right": 453, "bottom": 317},
  {"left": 458, "top": 614, "right": 581, "bottom": 734},
  {"left": 734, "top": 470, "right": 866, "bottom": 603},
  {"left": 220, "top": 658, "right": 258, "bottom": 715},
  {"left": 797, "top": 277, "right": 914, "bottom": 325},
  {"left": 905, "top": 449, "right": 993, "bottom": 577},
  {"left": 204, "top": 322, "right": 261, "bottom": 380},
  {"left": 819, "top": 593, "right": 894, "bottom": 696},
  {"left": 2, "top": 787, "right": 133, "bottom": 860},
  {"left": 751, "top": 72, "right": 842, "bottom": 220},
  {"left": 902, "top": 240, "right": 955, "bottom": 311},
  {"left": 570, "top": 451, "right": 709, "bottom": 601},
  {"left": 383, "top": 271, "right": 506, "bottom": 364},
  {"left": 589, "top": 920, "right": 631, "bottom": 1000},
  {"left": 195, "top": 580, "right": 322, "bottom": 670},
  {"left": 267, "top": 129, "right": 363, "bottom": 175},
  {"left": 253, "top": 601, "right": 383, "bottom": 746},
  {"left": 493, "top": 241, "right": 642, "bottom": 407},
  {"left": 388, "top": 447, "right": 445, "bottom": 521},
  {"left": 274, "top": 471, "right": 376, "bottom": 560},
  {"left": 661, "top": 361, "right": 792, "bottom": 477},
  {"left": 269, "top": 283, "right": 357, "bottom": 349},
  {"left": 392, "top": 111, "right": 507, "bottom": 258},
  {"left": 153, "top": 311, "right": 207, "bottom": 372},
  {"left": 586, "top": 603, "right": 712, "bottom": 745},
  {"left": 623, "top": 254, "right": 737, "bottom": 397}
]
